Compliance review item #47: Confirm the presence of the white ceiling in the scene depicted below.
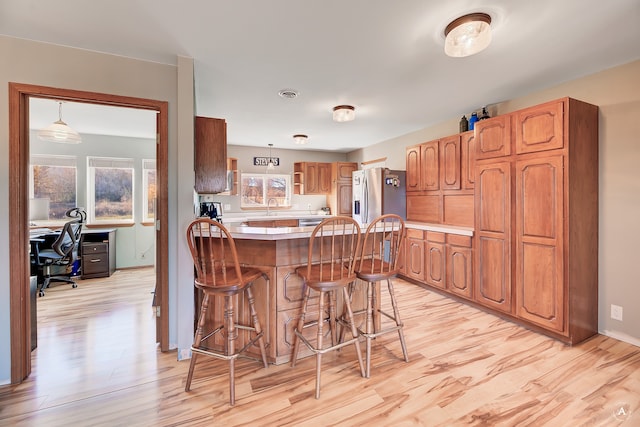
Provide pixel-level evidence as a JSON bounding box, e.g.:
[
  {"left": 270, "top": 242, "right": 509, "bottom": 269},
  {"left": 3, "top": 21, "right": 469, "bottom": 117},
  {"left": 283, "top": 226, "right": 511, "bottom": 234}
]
[{"left": 3, "top": 0, "right": 640, "bottom": 152}]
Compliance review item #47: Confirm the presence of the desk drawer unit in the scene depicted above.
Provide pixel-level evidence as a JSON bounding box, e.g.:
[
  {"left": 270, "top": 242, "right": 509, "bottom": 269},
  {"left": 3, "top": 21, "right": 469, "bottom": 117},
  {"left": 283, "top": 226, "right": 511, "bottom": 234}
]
[{"left": 82, "top": 243, "right": 109, "bottom": 278}]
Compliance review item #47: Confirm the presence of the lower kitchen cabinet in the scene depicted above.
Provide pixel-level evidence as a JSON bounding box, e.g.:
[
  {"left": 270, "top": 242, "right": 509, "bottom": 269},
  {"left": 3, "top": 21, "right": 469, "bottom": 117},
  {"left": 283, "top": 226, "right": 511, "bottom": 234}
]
[
  {"left": 425, "top": 232, "right": 446, "bottom": 289},
  {"left": 446, "top": 234, "right": 473, "bottom": 300},
  {"left": 405, "top": 229, "right": 425, "bottom": 282}
]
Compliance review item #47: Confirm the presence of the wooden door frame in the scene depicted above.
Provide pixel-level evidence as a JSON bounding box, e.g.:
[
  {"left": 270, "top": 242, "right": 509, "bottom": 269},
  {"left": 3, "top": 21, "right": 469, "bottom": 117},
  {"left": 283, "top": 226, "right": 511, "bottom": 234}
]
[{"left": 8, "top": 82, "right": 169, "bottom": 383}]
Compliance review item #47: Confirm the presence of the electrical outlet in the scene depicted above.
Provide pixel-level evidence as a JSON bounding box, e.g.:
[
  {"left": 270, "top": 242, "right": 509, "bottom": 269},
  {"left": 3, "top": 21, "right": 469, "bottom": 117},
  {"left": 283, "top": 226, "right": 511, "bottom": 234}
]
[
  {"left": 611, "top": 304, "right": 623, "bottom": 321},
  {"left": 307, "top": 203, "right": 312, "bottom": 210},
  {"left": 224, "top": 204, "right": 231, "bottom": 211}
]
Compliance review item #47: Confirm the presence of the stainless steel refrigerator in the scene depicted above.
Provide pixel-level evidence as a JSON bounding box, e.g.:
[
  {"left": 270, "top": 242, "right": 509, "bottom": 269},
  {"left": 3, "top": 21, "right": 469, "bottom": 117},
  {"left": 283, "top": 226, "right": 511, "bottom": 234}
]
[{"left": 352, "top": 168, "right": 406, "bottom": 225}]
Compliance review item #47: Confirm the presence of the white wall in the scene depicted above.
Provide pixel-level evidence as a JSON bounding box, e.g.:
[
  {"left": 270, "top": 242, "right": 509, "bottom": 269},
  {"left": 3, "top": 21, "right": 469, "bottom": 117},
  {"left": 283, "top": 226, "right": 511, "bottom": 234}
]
[
  {"left": 0, "top": 35, "right": 191, "bottom": 383},
  {"left": 215, "top": 145, "right": 348, "bottom": 214},
  {"left": 349, "top": 60, "right": 640, "bottom": 347}
]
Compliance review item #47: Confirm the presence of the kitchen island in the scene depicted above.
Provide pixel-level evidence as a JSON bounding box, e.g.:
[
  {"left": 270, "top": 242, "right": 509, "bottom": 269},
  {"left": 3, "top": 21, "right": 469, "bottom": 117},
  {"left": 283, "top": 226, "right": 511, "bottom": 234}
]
[
  {"left": 196, "top": 219, "right": 474, "bottom": 365},
  {"left": 196, "top": 221, "right": 370, "bottom": 365}
]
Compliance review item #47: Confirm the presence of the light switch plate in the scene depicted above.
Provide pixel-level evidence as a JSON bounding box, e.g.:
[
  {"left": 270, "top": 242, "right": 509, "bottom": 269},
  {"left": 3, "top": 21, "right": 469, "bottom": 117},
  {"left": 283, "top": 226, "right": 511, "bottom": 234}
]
[{"left": 611, "top": 304, "right": 623, "bottom": 321}]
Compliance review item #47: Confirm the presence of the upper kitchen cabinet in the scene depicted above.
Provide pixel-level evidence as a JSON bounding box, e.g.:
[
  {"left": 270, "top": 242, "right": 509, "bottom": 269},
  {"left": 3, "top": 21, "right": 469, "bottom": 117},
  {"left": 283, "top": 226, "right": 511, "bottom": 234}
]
[
  {"left": 474, "top": 114, "right": 511, "bottom": 160},
  {"left": 439, "top": 135, "right": 461, "bottom": 190},
  {"left": 294, "top": 162, "right": 331, "bottom": 195},
  {"left": 460, "top": 131, "right": 475, "bottom": 190},
  {"left": 406, "top": 144, "right": 421, "bottom": 192},
  {"left": 194, "top": 116, "right": 227, "bottom": 193},
  {"left": 514, "top": 99, "right": 564, "bottom": 154},
  {"left": 421, "top": 140, "right": 440, "bottom": 191}
]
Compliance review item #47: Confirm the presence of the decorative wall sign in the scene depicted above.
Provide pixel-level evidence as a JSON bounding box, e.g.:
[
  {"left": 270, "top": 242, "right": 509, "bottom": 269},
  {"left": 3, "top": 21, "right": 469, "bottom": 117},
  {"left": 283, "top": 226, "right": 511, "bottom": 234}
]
[{"left": 253, "top": 157, "right": 279, "bottom": 167}]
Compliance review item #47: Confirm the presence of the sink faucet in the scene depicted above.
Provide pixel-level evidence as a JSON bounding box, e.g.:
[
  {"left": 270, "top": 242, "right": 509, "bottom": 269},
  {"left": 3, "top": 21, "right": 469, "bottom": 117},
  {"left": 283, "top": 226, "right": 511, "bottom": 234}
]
[{"left": 267, "top": 198, "right": 278, "bottom": 216}]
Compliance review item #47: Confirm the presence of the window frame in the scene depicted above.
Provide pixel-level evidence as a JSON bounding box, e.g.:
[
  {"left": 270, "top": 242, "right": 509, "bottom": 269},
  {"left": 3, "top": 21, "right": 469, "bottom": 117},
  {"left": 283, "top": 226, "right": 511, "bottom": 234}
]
[
  {"left": 87, "top": 156, "right": 135, "bottom": 225},
  {"left": 29, "top": 154, "right": 78, "bottom": 224},
  {"left": 240, "top": 173, "right": 291, "bottom": 209},
  {"left": 142, "top": 158, "right": 156, "bottom": 225}
]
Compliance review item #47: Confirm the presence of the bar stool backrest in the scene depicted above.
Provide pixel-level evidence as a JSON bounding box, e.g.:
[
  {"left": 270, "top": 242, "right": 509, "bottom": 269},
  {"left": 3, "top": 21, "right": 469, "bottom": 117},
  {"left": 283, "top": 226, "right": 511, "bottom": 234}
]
[
  {"left": 304, "top": 216, "right": 362, "bottom": 288},
  {"left": 186, "top": 218, "right": 244, "bottom": 289},
  {"left": 358, "top": 214, "right": 406, "bottom": 280}
]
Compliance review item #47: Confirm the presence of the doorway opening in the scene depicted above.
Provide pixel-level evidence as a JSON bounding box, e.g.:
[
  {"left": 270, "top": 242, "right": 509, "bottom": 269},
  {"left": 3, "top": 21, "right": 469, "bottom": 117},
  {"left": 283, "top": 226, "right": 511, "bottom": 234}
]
[{"left": 9, "top": 83, "right": 169, "bottom": 384}]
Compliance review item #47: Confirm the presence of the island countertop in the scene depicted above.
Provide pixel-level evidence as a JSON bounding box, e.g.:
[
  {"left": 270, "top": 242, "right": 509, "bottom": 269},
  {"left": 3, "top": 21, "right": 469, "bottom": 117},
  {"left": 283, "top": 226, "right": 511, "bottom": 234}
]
[{"left": 222, "top": 221, "right": 473, "bottom": 240}]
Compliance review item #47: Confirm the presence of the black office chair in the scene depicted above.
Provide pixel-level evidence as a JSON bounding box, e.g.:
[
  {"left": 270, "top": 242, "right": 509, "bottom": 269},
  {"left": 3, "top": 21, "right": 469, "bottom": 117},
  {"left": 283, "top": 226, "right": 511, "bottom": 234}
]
[{"left": 37, "top": 207, "right": 86, "bottom": 296}]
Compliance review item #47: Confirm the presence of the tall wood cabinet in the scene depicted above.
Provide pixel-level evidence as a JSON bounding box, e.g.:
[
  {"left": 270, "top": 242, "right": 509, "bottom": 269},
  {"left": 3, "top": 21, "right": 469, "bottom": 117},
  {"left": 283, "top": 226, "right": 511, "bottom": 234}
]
[
  {"left": 474, "top": 97, "right": 598, "bottom": 344},
  {"left": 326, "top": 162, "right": 357, "bottom": 216},
  {"left": 194, "top": 116, "right": 227, "bottom": 194}
]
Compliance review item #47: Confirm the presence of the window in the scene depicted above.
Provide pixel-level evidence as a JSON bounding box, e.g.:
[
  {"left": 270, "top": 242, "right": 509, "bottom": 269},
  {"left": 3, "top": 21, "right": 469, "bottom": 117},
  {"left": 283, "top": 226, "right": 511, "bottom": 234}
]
[
  {"left": 240, "top": 173, "right": 291, "bottom": 209},
  {"left": 29, "top": 155, "right": 77, "bottom": 222},
  {"left": 142, "top": 159, "right": 156, "bottom": 223},
  {"left": 88, "top": 156, "right": 135, "bottom": 224}
]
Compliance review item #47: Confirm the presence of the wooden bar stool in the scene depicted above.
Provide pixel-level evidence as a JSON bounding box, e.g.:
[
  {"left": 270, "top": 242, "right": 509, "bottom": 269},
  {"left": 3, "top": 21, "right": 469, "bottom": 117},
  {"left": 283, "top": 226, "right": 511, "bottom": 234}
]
[
  {"left": 185, "top": 218, "right": 268, "bottom": 406},
  {"left": 353, "top": 214, "right": 408, "bottom": 378},
  {"left": 290, "top": 216, "right": 365, "bottom": 399}
]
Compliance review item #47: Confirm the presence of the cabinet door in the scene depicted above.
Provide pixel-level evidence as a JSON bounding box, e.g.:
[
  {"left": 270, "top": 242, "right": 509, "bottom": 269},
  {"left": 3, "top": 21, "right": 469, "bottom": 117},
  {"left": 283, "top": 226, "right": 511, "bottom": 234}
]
[
  {"left": 475, "top": 115, "right": 511, "bottom": 160},
  {"left": 405, "top": 229, "right": 425, "bottom": 281},
  {"left": 515, "top": 155, "right": 565, "bottom": 332},
  {"left": 335, "top": 182, "right": 352, "bottom": 216},
  {"left": 474, "top": 161, "right": 512, "bottom": 313},
  {"left": 447, "top": 244, "right": 472, "bottom": 300},
  {"left": 305, "top": 162, "right": 318, "bottom": 194},
  {"left": 421, "top": 140, "right": 440, "bottom": 191},
  {"left": 406, "top": 145, "right": 421, "bottom": 192},
  {"left": 440, "top": 135, "right": 461, "bottom": 190},
  {"left": 460, "top": 131, "right": 475, "bottom": 190},
  {"left": 515, "top": 100, "right": 564, "bottom": 154},
  {"left": 194, "top": 116, "right": 227, "bottom": 193},
  {"left": 336, "top": 162, "right": 357, "bottom": 182},
  {"left": 317, "top": 162, "right": 332, "bottom": 194},
  {"left": 425, "top": 232, "right": 445, "bottom": 289}
]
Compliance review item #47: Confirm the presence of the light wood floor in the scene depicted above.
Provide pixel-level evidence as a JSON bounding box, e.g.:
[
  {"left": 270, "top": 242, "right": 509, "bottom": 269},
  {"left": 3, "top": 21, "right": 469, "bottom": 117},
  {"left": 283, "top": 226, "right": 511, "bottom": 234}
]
[{"left": 1, "top": 268, "right": 638, "bottom": 426}]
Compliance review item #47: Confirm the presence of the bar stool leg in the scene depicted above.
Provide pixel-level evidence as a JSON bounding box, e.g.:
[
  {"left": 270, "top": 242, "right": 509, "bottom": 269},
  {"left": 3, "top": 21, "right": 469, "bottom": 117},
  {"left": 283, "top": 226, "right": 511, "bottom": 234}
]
[
  {"left": 314, "top": 290, "right": 327, "bottom": 399},
  {"left": 246, "top": 286, "right": 268, "bottom": 368},
  {"left": 387, "top": 279, "right": 409, "bottom": 362},
  {"left": 224, "top": 295, "right": 236, "bottom": 406},
  {"left": 185, "top": 293, "right": 209, "bottom": 392},
  {"left": 365, "top": 281, "right": 374, "bottom": 378},
  {"left": 343, "top": 287, "right": 366, "bottom": 379},
  {"left": 291, "top": 285, "right": 311, "bottom": 367}
]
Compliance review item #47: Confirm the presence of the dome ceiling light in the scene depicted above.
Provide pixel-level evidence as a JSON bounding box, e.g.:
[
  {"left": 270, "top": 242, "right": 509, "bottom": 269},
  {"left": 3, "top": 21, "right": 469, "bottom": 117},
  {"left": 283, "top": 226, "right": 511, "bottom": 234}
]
[
  {"left": 332, "top": 105, "right": 355, "bottom": 122},
  {"left": 293, "top": 134, "right": 308, "bottom": 145},
  {"left": 444, "top": 12, "right": 492, "bottom": 58}
]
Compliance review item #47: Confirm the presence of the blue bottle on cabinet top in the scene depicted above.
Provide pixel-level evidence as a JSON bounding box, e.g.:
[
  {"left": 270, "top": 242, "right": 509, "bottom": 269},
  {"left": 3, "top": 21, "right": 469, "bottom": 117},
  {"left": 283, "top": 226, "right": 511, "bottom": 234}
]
[{"left": 468, "top": 112, "right": 478, "bottom": 130}]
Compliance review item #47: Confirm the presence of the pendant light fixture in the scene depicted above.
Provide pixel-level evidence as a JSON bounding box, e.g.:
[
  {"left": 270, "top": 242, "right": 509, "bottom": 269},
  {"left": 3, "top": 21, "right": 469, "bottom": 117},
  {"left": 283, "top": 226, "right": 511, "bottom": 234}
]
[
  {"left": 444, "top": 12, "right": 492, "bottom": 58},
  {"left": 332, "top": 105, "right": 355, "bottom": 122},
  {"left": 267, "top": 143, "right": 275, "bottom": 171},
  {"left": 37, "top": 101, "right": 82, "bottom": 144}
]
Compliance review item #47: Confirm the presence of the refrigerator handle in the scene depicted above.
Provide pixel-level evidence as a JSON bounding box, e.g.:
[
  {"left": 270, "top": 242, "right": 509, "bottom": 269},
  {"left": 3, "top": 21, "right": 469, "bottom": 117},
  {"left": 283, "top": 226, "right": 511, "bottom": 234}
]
[{"left": 363, "top": 176, "right": 368, "bottom": 223}]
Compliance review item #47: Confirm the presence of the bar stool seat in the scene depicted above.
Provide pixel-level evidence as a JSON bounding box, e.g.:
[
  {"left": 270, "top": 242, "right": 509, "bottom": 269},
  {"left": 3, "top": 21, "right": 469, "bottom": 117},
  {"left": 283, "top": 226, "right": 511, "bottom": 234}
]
[
  {"left": 353, "top": 214, "right": 409, "bottom": 378},
  {"left": 185, "top": 218, "right": 268, "bottom": 406},
  {"left": 290, "top": 216, "right": 365, "bottom": 399}
]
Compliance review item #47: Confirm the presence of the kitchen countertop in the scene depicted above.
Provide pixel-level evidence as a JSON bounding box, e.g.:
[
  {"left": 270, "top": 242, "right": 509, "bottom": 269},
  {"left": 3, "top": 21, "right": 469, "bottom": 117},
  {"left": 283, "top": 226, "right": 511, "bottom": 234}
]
[{"left": 220, "top": 220, "right": 473, "bottom": 240}]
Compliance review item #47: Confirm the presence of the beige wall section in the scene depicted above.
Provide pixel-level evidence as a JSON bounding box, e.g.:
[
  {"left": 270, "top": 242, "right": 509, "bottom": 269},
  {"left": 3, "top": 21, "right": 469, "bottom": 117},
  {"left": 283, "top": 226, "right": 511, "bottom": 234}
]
[
  {"left": 0, "top": 35, "right": 191, "bottom": 383},
  {"left": 349, "top": 59, "right": 640, "bottom": 346}
]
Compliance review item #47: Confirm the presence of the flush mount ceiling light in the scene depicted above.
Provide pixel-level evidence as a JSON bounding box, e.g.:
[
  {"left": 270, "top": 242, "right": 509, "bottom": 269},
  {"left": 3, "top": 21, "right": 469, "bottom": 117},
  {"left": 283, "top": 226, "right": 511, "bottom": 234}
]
[
  {"left": 333, "top": 105, "right": 355, "bottom": 122},
  {"left": 293, "top": 134, "right": 308, "bottom": 145},
  {"left": 37, "top": 101, "right": 82, "bottom": 144},
  {"left": 444, "top": 12, "right": 492, "bottom": 58}
]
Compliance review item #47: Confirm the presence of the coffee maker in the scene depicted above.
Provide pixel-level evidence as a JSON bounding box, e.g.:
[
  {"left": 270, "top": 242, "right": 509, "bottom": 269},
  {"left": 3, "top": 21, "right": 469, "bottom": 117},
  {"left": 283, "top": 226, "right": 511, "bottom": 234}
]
[{"left": 199, "top": 201, "right": 223, "bottom": 222}]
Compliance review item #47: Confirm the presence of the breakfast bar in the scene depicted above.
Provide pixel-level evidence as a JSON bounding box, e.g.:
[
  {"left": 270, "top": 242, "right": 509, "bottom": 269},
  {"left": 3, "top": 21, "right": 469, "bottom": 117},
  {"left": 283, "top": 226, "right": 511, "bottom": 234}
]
[{"left": 195, "top": 220, "right": 473, "bottom": 365}]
